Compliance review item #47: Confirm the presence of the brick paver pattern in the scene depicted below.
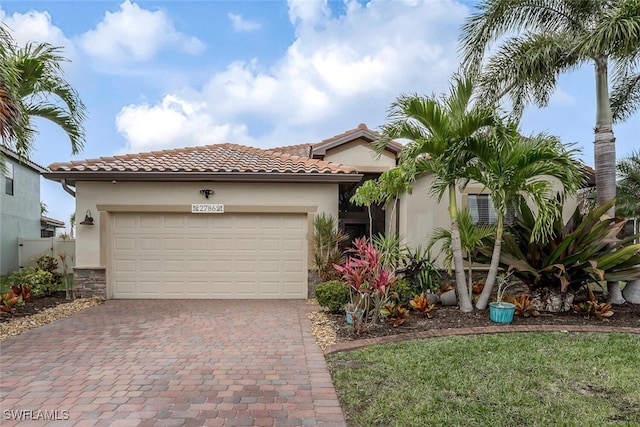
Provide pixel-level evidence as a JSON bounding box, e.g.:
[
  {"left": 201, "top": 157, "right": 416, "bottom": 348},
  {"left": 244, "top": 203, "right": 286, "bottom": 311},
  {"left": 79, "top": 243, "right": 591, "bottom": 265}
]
[{"left": 0, "top": 300, "right": 346, "bottom": 426}]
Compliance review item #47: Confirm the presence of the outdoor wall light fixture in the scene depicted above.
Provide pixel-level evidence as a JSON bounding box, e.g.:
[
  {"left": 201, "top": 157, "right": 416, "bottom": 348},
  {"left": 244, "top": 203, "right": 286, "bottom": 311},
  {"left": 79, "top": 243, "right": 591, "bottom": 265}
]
[
  {"left": 80, "top": 210, "right": 94, "bottom": 225},
  {"left": 200, "top": 189, "right": 214, "bottom": 199}
]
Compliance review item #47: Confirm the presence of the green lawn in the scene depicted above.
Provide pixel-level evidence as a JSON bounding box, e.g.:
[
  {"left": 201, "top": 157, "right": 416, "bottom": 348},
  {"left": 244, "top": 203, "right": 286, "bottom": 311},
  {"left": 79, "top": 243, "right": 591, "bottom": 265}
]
[{"left": 327, "top": 332, "right": 640, "bottom": 426}]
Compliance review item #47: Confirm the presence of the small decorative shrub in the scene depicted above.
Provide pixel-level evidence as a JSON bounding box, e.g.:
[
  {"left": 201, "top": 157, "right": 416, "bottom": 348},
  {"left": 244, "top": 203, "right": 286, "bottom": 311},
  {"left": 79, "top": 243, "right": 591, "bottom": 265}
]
[
  {"left": 34, "top": 254, "right": 63, "bottom": 285},
  {"left": 380, "top": 301, "right": 409, "bottom": 327},
  {"left": 312, "top": 214, "right": 348, "bottom": 282},
  {"left": 410, "top": 293, "right": 437, "bottom": 318},
  {"left": 334, "top": 237, "right": 397, "bottom": 324},
  {"left": 35, "top": 254, "right": 59, "bottom": 272},
  {"left": 315, "top": 280, "right": 350, "bottom": 313},
  {"left": 396, "top": 245, "right": 441, "bottom": 294},
  {"left": 10, "top": 284, "right": 32, "bottom": 302},
  {"left": 9, "top": 270, "right": 56, "bottom": 298},
  {"left": 1, "top": 289, "right": 20, "bottom": 313},
  {"left": 573, "top": 289, "right": 614, "bottom": 320},
  {"left": 507, "top": 294, "right": 540, "bottom": 317},
  {"left": 390, "top": 279, "right": 414, "bottom": 307}
]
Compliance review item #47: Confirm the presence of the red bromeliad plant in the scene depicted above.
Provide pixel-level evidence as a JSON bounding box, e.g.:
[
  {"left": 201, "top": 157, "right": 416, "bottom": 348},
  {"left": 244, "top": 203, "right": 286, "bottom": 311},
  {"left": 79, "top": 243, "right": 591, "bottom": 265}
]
[{"left": 334, "top": 237, "right": 397, "bottom": 324}]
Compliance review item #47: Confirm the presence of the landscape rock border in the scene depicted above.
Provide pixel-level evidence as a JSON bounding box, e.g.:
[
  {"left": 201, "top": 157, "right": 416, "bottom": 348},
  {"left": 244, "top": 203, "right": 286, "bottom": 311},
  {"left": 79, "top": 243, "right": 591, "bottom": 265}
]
[{"left": 0, "top": 297, "right": 105, "bottom": 342}]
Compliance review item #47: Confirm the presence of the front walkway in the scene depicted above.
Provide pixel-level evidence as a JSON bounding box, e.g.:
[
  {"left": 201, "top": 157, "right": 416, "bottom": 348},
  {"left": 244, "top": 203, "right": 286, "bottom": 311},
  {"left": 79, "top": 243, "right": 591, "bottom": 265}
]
[{"left": 0, "top": 300, "right": 346, "bottom": 426}]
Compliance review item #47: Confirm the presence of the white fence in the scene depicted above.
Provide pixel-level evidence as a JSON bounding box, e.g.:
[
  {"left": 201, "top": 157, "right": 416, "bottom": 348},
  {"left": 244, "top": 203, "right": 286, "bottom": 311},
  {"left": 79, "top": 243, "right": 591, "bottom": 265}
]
[{"left": 18, "top": 237, "right": 76, "bottom": 273}]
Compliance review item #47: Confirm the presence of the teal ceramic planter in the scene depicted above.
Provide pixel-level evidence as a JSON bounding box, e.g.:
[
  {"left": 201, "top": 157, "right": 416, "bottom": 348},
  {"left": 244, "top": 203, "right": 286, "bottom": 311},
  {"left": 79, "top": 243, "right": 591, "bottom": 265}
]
[
  {"left": 346, "top": 310, "right": 365, "bottom": 325},
  {"left": 489, "top": 302, "right": 515, "bottom": 324}
]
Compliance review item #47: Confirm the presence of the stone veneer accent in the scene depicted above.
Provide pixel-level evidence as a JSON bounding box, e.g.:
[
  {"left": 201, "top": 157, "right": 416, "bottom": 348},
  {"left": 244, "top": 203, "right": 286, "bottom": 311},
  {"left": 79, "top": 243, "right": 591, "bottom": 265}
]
[
  {"left": 308, "top": 269, "right": 322, "bottom": 298},
  {"left": 73, "top": 267, "right": 106, "bottom": 298}
]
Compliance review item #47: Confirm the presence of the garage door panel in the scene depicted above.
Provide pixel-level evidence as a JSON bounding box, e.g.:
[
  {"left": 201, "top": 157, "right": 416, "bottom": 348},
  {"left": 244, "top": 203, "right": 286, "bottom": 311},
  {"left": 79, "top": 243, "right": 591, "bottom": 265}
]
[
  {"left": 283, "top": 238, "right": 304, "bottom": 251},
  {"left": 112, "top": 213, "right": 307, "bottom": 299},
  {"left": 114, "top": 237, "right": 136, "bottom": 251}
]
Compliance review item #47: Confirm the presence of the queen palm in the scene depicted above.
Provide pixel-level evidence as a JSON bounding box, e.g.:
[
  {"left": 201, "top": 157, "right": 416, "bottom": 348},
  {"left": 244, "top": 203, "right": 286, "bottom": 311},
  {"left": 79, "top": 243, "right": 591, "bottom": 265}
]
[
  {"left": 466, "top": 118, "right": 583, "bottom": 310},
  {"left": 0, "top": 24, "right": 85, "bottom": 157},
  {"left": 377, "top": 75, "right": 497, "bottom": 312},
  {"left": 460, "top": 0, "right": 640, "bottom": 219}
]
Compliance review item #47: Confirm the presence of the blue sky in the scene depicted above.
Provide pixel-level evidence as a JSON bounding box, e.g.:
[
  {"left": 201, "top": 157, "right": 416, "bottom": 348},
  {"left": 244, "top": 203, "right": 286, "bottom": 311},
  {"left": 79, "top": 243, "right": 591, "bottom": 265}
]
[{"left": 1, "top": 0, "right": 638, "bottom": 230}]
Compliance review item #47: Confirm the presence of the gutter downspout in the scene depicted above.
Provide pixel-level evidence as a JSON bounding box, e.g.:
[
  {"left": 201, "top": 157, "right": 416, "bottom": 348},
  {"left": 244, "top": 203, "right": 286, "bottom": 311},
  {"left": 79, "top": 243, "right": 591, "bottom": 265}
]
[{"left": 61, "top": 179, "right": 76, "bottom": 197}]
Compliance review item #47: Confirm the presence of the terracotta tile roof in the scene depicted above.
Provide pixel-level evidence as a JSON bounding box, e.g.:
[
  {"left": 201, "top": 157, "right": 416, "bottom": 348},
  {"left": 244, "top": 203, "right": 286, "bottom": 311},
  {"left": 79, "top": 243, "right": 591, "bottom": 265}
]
[
  {"left": 48, "top": 143, "right": 358, "bottom": 175},
  {"left": 312, "top": 123, "right": 403, "bottom": 155},
  {"left": 270, "top": 124, "right": 403, "bottom": 158},
  {"left": 270, "top": 143, "right": 313, "bottom": 158}
]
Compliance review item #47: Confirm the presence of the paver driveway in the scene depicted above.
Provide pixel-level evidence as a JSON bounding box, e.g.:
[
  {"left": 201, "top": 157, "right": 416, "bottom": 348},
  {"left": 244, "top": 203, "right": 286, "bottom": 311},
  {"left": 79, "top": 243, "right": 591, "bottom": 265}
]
[{"left": 0, "top": 300, "right": 346, "bottom": 426}]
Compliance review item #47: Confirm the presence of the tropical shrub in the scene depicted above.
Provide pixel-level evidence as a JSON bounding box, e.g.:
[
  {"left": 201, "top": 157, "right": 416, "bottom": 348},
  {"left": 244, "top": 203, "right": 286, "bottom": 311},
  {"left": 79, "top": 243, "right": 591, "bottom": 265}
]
[
  {"left": 391, "top": 279, "right": 414, "bottom": 308},
  {"left": 1, "top": 289, "right": 21, "bottom": 313},
  {"left": 314, "top": 280, "right": 350, "bottom": 313},
  {"left": 478, "top": 199, "right": 640, "bottom": 294},
  {"left": 506, "top": 294, "right": 539, "bottom": 317},
  {"left": 380, "top": 301, "right": 409, "bottom": 327},
  {"left": 409, "top": 293, "right": 437, "bottom": 318},
  {"left": 9, "top": 270, "right": 56, "bottom": 297},
  {"left": 334, "top": 237, "right": 397, "bottom": 324},
  {"left": 371, "top": 233, "right": 404, "bottom": 271},
  {"left": 34, "top": 254, "right": 63, "bottom": 285},
  {"left": 396, "top": 245, "right": 441, "bottom": 294},
  {"left": 312, "top": 213, "right": 348, "bottom": 282},
  {"left": 573, "top": 289, "right": 614, "bottom": 321}
]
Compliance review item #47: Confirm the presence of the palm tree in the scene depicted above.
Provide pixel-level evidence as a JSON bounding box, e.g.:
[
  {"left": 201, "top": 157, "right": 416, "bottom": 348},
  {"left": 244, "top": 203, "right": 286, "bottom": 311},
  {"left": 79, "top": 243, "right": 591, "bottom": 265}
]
[
  {"left": 460, "top": 0, "right": 640, "bottom": 219},
  {"left": 617, "top": 150, "right": 640, "bottom": 304},
  {"left": 0, "top": 25, "right": 23, "bottom": 147},
  {"left": 428, "top": 208, "right": 495, "bottom": 300},
  {"left": 376, "top": 75, "right": 498, "bottom": 312},
  {"left": 0, "top": 24, "right": 86, "bottom": 157},
  {"left": 466, "top": 118, "right": 583, "bottom": 309}
]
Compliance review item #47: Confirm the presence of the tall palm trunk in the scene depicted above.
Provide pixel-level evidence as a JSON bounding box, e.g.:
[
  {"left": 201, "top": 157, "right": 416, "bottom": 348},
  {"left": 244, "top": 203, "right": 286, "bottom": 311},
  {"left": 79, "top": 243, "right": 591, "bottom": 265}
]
[
  {"left": 475, "top": 214, "right": 503, "bottom": 310},
  {"left": 622, "top": 280, "right": 640, "bottom": 304},
  {"left": 594, "top": 56, "right": 617, "bottom": 217},
  {"left": 594, "top": 57, "right": 626, "bottom": 304},
  {"left": 449, "top": 183, "right": 473, "bottom": 312}
]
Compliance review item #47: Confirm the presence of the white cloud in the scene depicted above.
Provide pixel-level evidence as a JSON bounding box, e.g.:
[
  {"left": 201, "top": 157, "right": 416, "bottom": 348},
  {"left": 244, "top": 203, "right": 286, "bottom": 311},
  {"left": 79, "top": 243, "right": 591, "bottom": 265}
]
[
  {"left": 79, "top": 0, "right": 204, "bottom": 64},
  {"left": 116, "top": 0, "right": 469, "bottom": 150},
  {"left": 228, "top": 13, "right": 262, "bottom": 33},
  {"left": 0, "top": 8, "right": 75, "bottom": 58},
  {"left": 287, "top": 0, "right": 330, "bottom": 30},
  {"left": 115, "top": 95, "right": 253, "bottom": 153}
]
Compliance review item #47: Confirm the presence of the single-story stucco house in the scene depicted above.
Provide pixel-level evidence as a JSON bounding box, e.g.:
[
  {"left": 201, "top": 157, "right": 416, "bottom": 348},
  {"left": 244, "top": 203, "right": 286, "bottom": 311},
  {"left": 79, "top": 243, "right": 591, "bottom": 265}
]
[{"left": 44, "top": 124, "right": 577, "bottom": 300}]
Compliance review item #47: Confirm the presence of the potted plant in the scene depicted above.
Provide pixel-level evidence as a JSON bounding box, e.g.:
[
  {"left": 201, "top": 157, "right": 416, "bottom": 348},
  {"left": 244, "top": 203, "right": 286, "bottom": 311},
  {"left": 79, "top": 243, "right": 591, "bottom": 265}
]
[
  {"left": 439, "top": 283, "right": 457, "bottom": 306},
  {"left": 489, "top": 271, "right": 516, "bottom": 324}
]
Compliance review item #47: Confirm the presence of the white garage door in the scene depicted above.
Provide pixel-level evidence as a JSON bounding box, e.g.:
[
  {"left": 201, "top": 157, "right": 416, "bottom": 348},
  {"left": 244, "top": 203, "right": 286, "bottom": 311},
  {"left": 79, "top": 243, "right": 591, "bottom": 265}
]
[{"left": 111, "top": 213, "right": 307, "bottom": 299}]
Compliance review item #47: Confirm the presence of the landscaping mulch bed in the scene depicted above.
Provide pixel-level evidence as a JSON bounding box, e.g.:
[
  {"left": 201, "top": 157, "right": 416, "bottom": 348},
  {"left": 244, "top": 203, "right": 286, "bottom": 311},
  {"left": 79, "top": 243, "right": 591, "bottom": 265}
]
[
  {"left": 0, "top": 291, "right": 105, "bottom": 342},
  {"left": 331, "top": 303, "right": 640, "bottom": 341},
  {"left": 0, "top": 291, "right": 71, "bottom": 323},
  {"left": 309, "top": 299, "right": 640, "bottom": 350}
]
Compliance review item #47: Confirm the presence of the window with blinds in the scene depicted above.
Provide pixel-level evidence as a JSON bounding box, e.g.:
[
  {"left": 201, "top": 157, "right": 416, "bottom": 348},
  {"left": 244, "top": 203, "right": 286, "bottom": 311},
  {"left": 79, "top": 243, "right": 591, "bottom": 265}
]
[{"left": 467, "top": 194, "right": 515, "bottom": 225}]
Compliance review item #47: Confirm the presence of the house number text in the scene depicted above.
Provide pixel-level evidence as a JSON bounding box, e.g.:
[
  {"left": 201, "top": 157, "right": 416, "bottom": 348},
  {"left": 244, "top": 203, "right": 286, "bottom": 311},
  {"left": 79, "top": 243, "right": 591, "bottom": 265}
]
[{"left": 191, "top": 204, "right": 224, "bottom": 213}]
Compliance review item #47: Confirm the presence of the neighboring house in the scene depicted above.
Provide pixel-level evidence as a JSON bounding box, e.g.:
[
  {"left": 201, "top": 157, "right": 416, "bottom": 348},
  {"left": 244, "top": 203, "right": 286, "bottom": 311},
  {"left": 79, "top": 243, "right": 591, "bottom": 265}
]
[
  {"left": 40, "top": 215, "right": 66, "bottom": 237},
  {"left": 0, "top": 145, "right": 46, "bottom": 275},
  {"left": 43, "top": 124, "right": 578, "bottom": 299}
]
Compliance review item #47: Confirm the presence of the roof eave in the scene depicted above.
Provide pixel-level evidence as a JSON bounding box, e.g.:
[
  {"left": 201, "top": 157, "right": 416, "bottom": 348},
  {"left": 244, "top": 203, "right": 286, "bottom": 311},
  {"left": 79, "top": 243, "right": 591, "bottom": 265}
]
[
  {"left": 312, "top": 129, "right": 402, "bottom": 157},
  {"left": 43, "top": 171, "right": 364, "bottom": 185}
]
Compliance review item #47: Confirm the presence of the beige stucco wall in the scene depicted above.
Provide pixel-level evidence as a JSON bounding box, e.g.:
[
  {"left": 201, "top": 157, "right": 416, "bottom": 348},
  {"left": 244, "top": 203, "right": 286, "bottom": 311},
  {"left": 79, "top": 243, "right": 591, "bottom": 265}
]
[
  {"left": 74, "top": 181, "right": 339, "bottom": 269},
  {"left": 322, "top": 139, "right": 396, "bottom": 172},
  {"left": 398, "top": 174, "right": 452, "bottom": 266},
  {"left": 398, "top": 174, "right": 580, "bottom": 268}
]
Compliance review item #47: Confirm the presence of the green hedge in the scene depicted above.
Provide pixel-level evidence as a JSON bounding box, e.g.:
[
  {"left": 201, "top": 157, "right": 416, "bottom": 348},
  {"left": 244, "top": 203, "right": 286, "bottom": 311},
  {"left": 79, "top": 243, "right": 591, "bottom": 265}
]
[{"left": 315, "top": 280, "right": 350, "bottom": 313}]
